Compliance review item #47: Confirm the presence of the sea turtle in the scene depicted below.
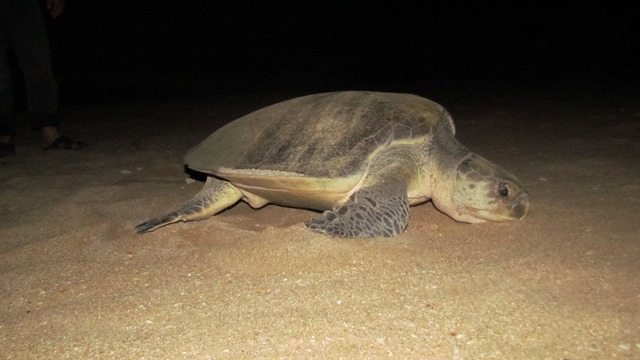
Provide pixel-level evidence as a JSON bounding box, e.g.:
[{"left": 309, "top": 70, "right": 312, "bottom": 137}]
[{"left": 136, "top": 91, "right": 529, "bottom": 238}]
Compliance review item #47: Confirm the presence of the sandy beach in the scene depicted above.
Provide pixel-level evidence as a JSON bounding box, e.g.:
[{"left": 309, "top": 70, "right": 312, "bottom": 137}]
[{"left": 1, "top": 92, "right": 638, "bottom": 359}]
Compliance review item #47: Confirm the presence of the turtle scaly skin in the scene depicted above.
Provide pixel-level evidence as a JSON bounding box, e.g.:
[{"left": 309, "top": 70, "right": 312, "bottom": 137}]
[{"left": 135, "top": 177, "right": 242, "bottom": 233}]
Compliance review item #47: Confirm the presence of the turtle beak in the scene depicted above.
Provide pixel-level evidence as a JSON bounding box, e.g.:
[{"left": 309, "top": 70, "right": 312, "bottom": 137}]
[
  {"left": 476, "top": 190, "right": 530, "bottom": 222},
  {"left": 508, "top": 191, "right": 530, "bottom": 220}
]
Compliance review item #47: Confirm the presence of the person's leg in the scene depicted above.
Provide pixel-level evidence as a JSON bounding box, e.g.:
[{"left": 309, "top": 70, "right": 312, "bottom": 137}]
[
  {"left": 10, "top": 0, "right": 85, "bottom": 151},
  {"left": 0, "top": 0, "right": 17, "bottom": 148},
  {"left": 10, "top": 0, "right": 62, "bottom": 147}
]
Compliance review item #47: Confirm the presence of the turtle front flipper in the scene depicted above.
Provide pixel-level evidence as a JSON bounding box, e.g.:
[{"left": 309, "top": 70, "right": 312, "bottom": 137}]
[
  {"left": 305, "top": 179, "right": 409, "bottom": 238},
  {"left": 136, "top": 177, "right": 243, "bottom": 233}
]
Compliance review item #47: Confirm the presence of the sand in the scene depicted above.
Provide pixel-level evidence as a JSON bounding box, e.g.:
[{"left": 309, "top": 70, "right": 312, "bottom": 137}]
[{"left": 1, "top": 92, "right": 638, "bottom": 359}]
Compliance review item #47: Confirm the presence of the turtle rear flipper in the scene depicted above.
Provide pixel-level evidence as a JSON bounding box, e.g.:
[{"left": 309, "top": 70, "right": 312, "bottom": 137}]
[
  {"left": 136, "top": 177, "right": 242, "bottom": 233},
  {"left": 305, "top": 179, "right": 409, "bottom": 238}
]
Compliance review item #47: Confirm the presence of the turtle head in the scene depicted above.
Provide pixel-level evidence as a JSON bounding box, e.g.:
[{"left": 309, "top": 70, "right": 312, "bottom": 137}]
[{"left": 447, "top": 154, "right": 529, "bottom": 223}]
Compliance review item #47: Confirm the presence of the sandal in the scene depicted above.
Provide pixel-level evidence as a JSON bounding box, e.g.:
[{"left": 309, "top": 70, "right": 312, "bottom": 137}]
[
  {"left": 0, "top": 143, "right": 16, "bottom": 157},
  {"left": 44, "top": 136, "right": 88, "bottom": 151}
]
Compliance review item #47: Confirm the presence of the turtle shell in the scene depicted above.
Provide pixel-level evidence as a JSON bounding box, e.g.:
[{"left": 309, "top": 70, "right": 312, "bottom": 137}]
[{"left": 184, "top": 91, "right": 454, "bottom": 209}]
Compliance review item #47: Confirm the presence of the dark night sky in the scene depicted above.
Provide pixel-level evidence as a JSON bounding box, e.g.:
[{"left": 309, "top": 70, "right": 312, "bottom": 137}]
[{"left": 41, "top": 0, "right": 639, "bottom": 104}]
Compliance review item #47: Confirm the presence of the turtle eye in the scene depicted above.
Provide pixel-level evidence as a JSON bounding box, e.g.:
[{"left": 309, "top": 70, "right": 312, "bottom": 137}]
[{"left": 498, "top": 182, "right": 509, "bottom": 197}]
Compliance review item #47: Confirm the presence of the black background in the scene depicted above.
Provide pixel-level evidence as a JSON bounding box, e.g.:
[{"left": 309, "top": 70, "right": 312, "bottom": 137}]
[{"left": 40, "top": 0, "right": 639, "bottom": 105}]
